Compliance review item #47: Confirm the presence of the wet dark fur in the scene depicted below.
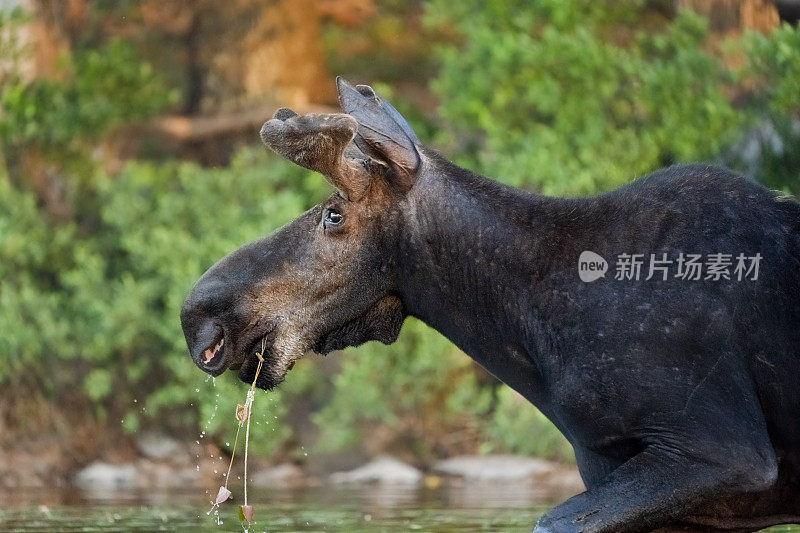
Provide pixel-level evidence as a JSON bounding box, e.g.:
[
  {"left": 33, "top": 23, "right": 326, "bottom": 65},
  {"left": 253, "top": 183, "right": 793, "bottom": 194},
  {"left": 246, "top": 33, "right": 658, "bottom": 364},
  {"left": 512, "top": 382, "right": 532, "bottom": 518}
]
[
  {"left": 399, "top": 155, "right": 800, "bottom": 532},
  {"left": 182, "top": 81, "right": 800, "bottom": 532}
]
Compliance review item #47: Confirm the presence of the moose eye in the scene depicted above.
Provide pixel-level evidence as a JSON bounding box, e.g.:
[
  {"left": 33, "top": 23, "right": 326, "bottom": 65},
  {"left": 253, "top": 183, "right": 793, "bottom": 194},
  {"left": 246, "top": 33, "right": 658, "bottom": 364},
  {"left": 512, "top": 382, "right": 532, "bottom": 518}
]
[{"left": 324, "top": 208, "right": 344, "bottom": 228}]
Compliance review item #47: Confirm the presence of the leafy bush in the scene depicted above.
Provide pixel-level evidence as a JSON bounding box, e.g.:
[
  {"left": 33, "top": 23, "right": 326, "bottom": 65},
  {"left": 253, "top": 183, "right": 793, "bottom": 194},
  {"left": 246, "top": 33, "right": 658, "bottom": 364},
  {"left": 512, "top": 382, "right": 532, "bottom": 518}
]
[
  {"left": 0, "top": 13, "right": 304, "bottom": 453},
  {"left": 313, "top": 318, "right": 484, "bottom": 456},
  {"left": 742, "top": 22, "right": 800, "bottom": 115},
  {"left": 0, "top": 38, "right": 174, "bottom": 151},
  {"left": 0, "top": 176, "right": 73, "bottom": 381},
  {"left": 0, "top": 11, "right": 176, "bottom": 394},
  {"left": 485, "top": 388, "right": 573, "bottom": 462},
  {"left": 79, "top": 148, "right": 329, "bottom": 450},
  {"left": 427, "top": 0, "right": 740, "bottom": 195},
  {"left": 0, "top": 145, "right": 331, "bottom": 452},
  {"left": 426, "top": 0, "right": 800, "bottom": 195},
  {"left": 730, "top": 24, "right": 800, "bottom": 196}
]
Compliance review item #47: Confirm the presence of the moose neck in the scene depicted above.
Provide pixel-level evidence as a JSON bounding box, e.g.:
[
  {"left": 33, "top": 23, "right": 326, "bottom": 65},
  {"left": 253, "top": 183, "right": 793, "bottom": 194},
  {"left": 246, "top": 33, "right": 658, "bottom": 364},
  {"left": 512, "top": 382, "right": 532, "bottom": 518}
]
[{"left": 398, "top": 154, "right": 591, "bottom": 415}]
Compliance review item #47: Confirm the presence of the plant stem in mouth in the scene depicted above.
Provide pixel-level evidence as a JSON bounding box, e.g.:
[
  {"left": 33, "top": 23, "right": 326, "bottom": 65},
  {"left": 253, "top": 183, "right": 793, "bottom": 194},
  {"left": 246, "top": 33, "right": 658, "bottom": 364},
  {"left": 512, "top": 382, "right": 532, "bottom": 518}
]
[
  {"left": 242, "top": 339, "right": 265, "bottom": 519},
  {"left": 214, "top": 337, "right": 266, "bottom": 524},
  {"left": 243, "top": 387, "right": 254, "bottom": 506},
  {"left": 223, "top": 422, "right": 242, "bottom": 490}
]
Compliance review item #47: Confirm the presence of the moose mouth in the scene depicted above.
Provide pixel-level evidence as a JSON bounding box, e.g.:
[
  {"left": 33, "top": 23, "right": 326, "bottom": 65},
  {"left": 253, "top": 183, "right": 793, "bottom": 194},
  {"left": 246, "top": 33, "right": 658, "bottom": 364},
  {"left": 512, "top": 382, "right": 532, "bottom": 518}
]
[
  {"left": 196, "top": 324, "right": 321, "bottom": 389},
  {"left": 195, "top": 319, "right": 286, "bottom": 381},
  {"left": 196, "top": 295, "right": 405, "bottom": 389},
  {"left": 236, "top": 332, "right": 300, "bottom": 390}
]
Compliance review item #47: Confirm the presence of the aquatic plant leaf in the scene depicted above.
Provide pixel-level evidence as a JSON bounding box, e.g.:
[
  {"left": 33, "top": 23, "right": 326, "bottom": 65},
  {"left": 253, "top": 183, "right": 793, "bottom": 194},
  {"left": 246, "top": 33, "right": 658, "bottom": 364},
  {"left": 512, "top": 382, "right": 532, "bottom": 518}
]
[
  {"left": 215, "top": 486, "right": 232, "bottom": 505},
  {"left": 241, "top": 504, "right": 254, "bottom": 523}
]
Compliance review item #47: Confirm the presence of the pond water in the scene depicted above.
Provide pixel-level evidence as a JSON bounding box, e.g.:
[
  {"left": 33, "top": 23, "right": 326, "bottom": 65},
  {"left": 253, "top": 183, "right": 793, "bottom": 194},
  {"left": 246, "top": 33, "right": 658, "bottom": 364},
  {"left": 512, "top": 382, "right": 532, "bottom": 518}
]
[{"left": 1, "top": 484, "right": 798, "bottom": 532}]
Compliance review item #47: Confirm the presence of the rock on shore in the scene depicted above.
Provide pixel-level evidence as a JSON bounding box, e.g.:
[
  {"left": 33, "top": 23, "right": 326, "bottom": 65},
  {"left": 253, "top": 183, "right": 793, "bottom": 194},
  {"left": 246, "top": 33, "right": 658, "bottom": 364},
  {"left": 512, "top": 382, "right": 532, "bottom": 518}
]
[{"left": 329, "top": 456, "right": 423, "bottom": 484}]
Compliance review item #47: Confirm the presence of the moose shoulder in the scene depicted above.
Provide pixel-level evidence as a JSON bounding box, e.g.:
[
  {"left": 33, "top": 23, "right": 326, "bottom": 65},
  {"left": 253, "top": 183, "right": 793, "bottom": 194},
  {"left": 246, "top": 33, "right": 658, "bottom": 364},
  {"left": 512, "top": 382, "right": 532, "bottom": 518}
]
[{"left": 181, "top": 78, "right": 800, "bottom": 532}]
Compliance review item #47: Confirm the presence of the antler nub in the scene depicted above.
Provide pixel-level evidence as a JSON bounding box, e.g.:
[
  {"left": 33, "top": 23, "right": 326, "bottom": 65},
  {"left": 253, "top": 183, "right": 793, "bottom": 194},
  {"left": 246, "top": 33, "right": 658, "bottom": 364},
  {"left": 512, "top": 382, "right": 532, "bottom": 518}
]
[{"left": 260, "top": 109, "right": 368, "bottom": 200}]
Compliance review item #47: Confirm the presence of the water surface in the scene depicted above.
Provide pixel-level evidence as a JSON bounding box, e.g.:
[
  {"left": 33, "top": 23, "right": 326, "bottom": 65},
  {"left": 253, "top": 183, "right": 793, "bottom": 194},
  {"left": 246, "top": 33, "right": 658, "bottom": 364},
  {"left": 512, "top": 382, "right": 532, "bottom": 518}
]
[{"left": 1, "top": 484, "right": 798, "bottom": 532}]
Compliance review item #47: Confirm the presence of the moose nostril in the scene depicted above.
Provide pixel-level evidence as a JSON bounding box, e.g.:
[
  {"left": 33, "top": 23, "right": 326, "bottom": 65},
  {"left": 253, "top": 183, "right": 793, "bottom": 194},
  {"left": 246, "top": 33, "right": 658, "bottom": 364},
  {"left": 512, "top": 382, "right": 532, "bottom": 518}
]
[
  {"left": 194, "top": 321, "right": 224, "bottom": 364},
  {"left": 203, "top": 336, "right": 224, "bottom": 365}
]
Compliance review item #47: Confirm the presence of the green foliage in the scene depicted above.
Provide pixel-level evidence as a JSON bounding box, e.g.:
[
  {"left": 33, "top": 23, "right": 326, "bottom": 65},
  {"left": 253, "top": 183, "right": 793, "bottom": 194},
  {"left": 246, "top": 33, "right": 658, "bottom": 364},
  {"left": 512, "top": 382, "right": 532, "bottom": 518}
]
[
  {"left": 0, "top": 146, "right": 329, "bottom": 453},
  {"left": 485, "top": 388, "right": 573, "bottom": 462},
  {"left": 66, "top": 148, "right": 328, "bottom": 452},
  {"left": 0, "top": 11, "right": 179, "bottom": 228},
  {"left": 730, "top": 24, "right": 800, "bottom": 196},
  {"left": 313, "top": 318, "right": 479, "bottom": 454},
  {"left": 323, "top": 1, "right": 438, "bottom": 84},
  {"left": 0, "top": 9, "right": 319, "bottom": 456},
  {"left": 0, "top": 176, "right": 74, "bottom": 380},
  {"left": 742, "top": 23, "right": 800, "bottom": 114},
  {"left": 0, "top": 8, "right": 28, "bottom": 85},
  {"left": 0, "top": 39, "right": 176, "bottom": 154},
  {"left": 426, "top": 0, "right": 745, "bottom": 195}
]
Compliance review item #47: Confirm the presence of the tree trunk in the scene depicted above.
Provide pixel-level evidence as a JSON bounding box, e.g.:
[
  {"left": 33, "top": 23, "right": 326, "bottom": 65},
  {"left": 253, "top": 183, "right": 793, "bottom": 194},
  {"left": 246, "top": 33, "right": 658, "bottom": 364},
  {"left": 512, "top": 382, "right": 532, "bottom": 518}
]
[{"left": 677, "top": 0, "right": 780, "bottom": 34}]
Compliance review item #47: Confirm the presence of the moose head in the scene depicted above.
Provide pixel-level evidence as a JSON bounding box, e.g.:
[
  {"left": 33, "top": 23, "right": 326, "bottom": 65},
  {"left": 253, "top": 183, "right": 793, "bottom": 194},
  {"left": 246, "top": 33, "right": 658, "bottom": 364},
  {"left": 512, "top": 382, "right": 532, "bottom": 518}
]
[{"left": 180, "top": 79, "right": 429, "bottom": 390}]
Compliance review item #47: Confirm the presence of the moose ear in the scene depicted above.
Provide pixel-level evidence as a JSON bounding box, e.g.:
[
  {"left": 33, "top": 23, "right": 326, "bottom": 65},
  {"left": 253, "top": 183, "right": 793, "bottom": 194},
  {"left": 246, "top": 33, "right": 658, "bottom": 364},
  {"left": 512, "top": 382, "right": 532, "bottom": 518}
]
[
  {"left": 337, "top": 77, "right": 421, "bottom": 193},
  {"left": 260, "top": 109, "right": 370, "bottom": 201}
]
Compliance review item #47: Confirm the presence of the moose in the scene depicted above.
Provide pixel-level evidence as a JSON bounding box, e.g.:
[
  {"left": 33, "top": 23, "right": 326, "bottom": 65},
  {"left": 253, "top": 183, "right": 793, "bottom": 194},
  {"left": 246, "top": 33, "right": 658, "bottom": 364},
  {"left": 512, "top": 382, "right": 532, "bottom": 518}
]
[{"left": 181, "top": 78, "right": 800, "bottom": 532}]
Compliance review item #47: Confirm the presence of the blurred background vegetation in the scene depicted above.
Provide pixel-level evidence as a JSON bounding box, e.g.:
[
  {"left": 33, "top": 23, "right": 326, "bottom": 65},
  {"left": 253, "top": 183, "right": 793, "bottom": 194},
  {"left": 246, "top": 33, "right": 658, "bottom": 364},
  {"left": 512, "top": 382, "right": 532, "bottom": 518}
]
[{"left": 1, "top": 0, "right": 799, "bottom": 478}]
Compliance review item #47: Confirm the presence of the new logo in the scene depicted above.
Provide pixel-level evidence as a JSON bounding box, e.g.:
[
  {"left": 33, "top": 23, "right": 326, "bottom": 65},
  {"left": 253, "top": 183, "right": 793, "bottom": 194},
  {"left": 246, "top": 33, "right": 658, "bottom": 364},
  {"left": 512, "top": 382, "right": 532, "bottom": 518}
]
[{"left": 578, "top": 251, "right": 608, "bottom": 282}]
